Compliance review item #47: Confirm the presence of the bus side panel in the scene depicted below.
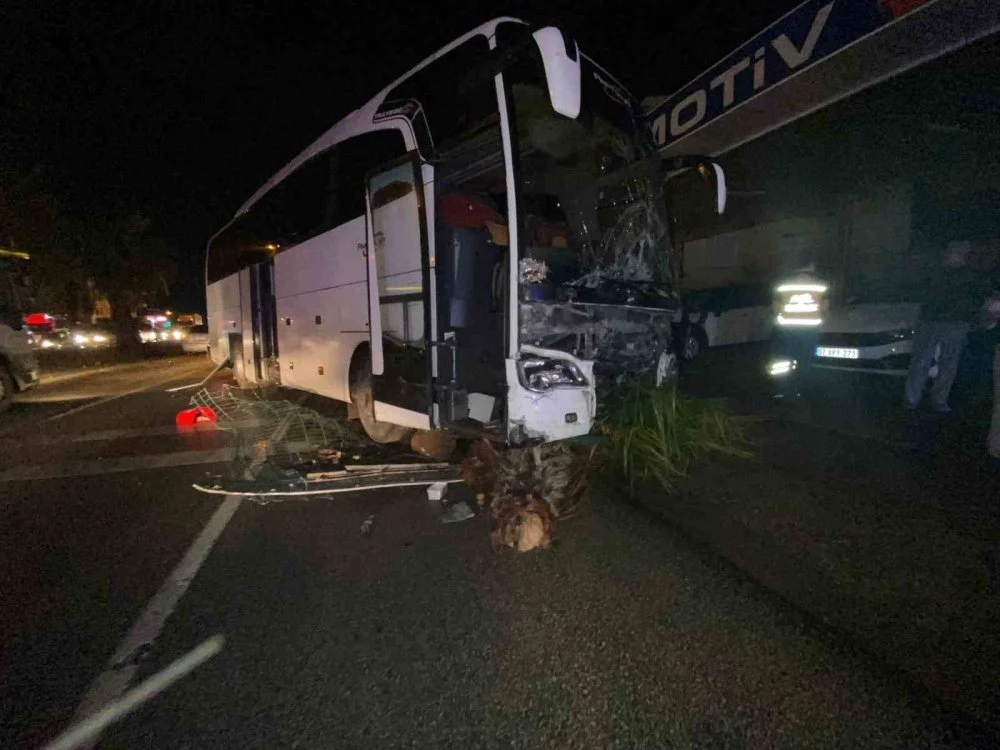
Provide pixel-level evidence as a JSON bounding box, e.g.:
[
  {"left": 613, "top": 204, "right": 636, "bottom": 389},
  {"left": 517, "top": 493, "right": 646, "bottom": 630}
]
[
  {"left": 273, "top": 217, "right": 369, "bottom": 402},
  {"left": 206, "top": 274, "right": 243, "bottom": 366}
]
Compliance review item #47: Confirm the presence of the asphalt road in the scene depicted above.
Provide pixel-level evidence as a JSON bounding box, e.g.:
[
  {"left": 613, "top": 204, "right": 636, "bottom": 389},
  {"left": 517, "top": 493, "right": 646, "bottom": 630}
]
[{"left": 0, "top": 353, "right": 993, "bottom": 748}]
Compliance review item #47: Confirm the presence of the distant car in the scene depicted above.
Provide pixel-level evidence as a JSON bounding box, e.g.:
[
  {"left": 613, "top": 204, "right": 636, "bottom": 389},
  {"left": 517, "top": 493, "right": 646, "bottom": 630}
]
[
  {"left": 68, "top": 323, "right": 118, "bottom": 349},
  {"left": 676, "top": 283, "right": 774, "bottom": 361},
  {"left": 0, "top": 320, "right": 40, "bottom": 412},
  {"left": 33, "top": 329, "right": 72, "bottom": 350},
  {"left": 811, "top": 302, "right": 933, "bottom": 376},
  {"left": 180, "top": 324, "right": 210, "bottom": 354},
  {"left": 137, "top": 322, "right": 186, "bottom": 345},
  {"left": 156, "top": 326, "right": 189, "bottom": 345},
  {"left": 25, "top": 312, "right": 70, "bottom": 348}
]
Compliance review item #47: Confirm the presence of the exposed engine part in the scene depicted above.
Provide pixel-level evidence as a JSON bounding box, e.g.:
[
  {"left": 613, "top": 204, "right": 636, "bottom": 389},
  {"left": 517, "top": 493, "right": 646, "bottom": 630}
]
[{"left": 519, "top": 300, "right": 674, "bottom": 382}]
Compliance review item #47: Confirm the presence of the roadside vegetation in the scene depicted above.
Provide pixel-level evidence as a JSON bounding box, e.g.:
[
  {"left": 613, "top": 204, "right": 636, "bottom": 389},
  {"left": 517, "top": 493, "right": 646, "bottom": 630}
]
[{"left": 596, "top": 378, "right": 753, "bottom": 493}]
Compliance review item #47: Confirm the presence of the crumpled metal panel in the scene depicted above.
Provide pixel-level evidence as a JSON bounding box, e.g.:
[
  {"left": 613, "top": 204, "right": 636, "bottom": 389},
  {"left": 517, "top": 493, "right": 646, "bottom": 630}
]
[{"left": 519, "top": 300, "right": 673, "bottom": 379}]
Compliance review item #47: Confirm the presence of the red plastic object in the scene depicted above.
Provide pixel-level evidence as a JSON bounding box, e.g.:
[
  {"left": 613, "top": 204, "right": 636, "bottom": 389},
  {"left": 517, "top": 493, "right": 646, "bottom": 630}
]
[
  {"left": 881, "top": 0, "right": 930, "bottom": 19},
  {"left": 176, "top": 406, "right": 217, "bottom": 426},
  {"left": 437, "top": 193, "right": 502, "bottom": 229}
]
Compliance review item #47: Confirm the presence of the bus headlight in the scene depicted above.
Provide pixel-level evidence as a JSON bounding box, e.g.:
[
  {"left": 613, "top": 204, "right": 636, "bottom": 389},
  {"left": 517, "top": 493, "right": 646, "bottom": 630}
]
[{"left": 517, "top": 357, "right": 588, "bottom": 391}]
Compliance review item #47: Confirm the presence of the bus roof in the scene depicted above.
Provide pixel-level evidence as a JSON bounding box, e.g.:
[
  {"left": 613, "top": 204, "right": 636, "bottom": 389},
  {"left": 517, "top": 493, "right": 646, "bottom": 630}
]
[{"left": 238, "top": 16, "right": 525, "bottom": 217}]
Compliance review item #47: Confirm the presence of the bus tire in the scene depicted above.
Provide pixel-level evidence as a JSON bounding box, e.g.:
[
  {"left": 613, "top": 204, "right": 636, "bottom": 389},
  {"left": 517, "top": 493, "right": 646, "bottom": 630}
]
[
  {"left": 679, "top": 324, "right": 707, "bottom": 362},
  {"left": 349, "top": 353, "right": 414, "bottom": 444}
]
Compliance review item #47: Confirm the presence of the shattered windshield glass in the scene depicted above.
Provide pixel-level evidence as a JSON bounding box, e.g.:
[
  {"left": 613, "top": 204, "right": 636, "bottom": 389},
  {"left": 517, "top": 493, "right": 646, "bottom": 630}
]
[
  {"left": 505, "top": 47, "right": 678, "bottom": 379},
  {"left": 510, "top": 60, "right": 674, "bottom": 292}
]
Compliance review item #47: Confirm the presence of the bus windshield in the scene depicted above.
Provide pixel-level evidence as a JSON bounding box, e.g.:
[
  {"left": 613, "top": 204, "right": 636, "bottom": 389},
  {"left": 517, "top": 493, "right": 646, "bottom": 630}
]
[{"left": 505, "top": 50, "right": 674, "bottom": 303}]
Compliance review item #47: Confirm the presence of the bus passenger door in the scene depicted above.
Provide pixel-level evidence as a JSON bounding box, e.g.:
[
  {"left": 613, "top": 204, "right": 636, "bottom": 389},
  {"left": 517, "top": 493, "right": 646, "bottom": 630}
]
[
  {"left": 249, "top": 261, "right": 278, "bottom": 382},
  {"left": 237, "top": 267, "right": 258, "bottom": 385},
  {"left": 365, "top": 154, "right": 433, "bottom": 430}
]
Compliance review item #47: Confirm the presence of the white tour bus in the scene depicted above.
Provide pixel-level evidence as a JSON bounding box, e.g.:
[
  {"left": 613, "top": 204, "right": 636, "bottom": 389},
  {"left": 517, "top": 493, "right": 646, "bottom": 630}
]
[{"left": 206, "top": 17, "right": 724, "bottom": 445}]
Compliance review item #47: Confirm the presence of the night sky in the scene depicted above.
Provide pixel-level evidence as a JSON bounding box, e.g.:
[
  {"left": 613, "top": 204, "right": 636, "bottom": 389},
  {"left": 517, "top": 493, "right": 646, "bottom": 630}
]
[{"left": 1, "top": 0, "right": 798, "bottom": 310}]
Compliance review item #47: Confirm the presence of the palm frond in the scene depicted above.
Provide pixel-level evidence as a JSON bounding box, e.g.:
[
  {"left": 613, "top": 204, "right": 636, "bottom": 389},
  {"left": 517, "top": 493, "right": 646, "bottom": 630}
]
[{"left": 596, "top": 378, "right": 752, "bottom": 492}]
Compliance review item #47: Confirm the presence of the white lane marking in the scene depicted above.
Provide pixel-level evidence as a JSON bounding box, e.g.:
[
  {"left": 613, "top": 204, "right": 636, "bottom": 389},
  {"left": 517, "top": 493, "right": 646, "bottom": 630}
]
[
  {"left": 43, "top": 635, "right": 224, "bottom": 750},
  {"left": 26, "top": 358, "right": 210, "bottom": 395},
  {"left": 67, "top": 496, "right": 241, "bottom": 745},
  {"left": 47, "top": 370, "right": 196, "bottom": 421},
  {"left": 37, "top": 365, "right": 120, "bottom": 387},
  {"left": 0, "top": 448, "right": 232, "bottom": 483}
]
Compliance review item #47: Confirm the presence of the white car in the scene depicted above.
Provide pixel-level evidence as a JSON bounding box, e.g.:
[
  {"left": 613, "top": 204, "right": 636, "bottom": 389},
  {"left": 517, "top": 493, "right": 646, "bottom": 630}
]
[
  {"left": 678, "top": 284, "right": 774, "bottom": 361},
  {"left": 0, "top": 321, "right": 40, "bottom": 412},
  {"left": 180, "top": 324, "right": 210, "bottom": 354},
  {"left": 812, "top": 302, "right": 936, "bottom": 376}
]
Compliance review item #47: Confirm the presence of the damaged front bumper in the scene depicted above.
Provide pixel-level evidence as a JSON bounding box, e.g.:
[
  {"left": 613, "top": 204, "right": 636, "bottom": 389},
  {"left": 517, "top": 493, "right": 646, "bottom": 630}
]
[
  {"left": 519, "top": 299, "right": 676, "bottom": 383},
  {"left": 505, "top": 348, "right": 595, "bottom": 444}
]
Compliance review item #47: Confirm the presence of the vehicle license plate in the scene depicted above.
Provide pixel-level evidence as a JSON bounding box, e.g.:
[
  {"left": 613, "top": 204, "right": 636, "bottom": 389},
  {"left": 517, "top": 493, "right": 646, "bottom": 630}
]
[{"left": 815, "top": 347, "right": 860, "bottom": 359}]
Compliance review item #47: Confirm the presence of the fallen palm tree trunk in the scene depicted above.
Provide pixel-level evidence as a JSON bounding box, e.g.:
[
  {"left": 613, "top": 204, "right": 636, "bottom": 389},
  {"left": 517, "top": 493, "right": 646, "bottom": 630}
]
[{"left": 462, "top": 439, "right": 592, "bottom": 552}]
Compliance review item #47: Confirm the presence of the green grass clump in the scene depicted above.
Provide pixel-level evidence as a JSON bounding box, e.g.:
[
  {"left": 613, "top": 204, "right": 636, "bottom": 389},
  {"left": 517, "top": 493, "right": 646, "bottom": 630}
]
[{"left": 596, "top": 379, "right": 753, "bottom": 492}]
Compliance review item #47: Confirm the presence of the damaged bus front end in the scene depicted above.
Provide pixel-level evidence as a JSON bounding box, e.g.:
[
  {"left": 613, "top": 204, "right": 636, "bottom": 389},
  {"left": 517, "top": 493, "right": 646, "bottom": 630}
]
[{"left": 498, "top": 26, "right": 725, "bottom": 443}]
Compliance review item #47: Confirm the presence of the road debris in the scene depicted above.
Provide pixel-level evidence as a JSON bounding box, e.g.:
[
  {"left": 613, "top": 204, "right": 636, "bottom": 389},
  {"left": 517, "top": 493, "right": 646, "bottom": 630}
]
[
  {"left": 426, "top": 481, "right": 449, "bottom": 502},
  {"left": 360, "top": 515, "right": 375, "bottom": 537},
  {"left": 193, "top": 463, "right": 464, "bottom": 503},
  {"left": 175, "top": 406, "right": 217, "bottom": 426},
  {"left": 462, "top": 439, "right": 590, "bottom": 552},
  {"left": 492, "top": 493, "right": 553, "bottom": 551},
  {"left": 410, "top": 430, "right": 457, "bottom": 461},
  {"left": 185, "top": 386, "right": 593, "bottom": 546},
  {"left": 425, "top": 481, "right": 475, "bottom": 524}
]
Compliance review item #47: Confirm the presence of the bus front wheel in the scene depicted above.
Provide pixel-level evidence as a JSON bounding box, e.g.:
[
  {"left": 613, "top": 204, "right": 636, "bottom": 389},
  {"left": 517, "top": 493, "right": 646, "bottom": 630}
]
[{"left": 349, "top": 355, "right": 414, "bottom": 444}]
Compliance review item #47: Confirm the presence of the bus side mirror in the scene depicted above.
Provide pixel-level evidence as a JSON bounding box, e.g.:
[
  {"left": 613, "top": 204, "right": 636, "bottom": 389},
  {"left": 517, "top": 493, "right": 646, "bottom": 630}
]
[
  {"left": 707, "top": 162, "right": 726, "bottom": 215},
  {"left": 663, "top": 155, "right": 727, "bottom": 215},
  {"left": 532, "top": 27, "right": 581, "bottom": 119}
]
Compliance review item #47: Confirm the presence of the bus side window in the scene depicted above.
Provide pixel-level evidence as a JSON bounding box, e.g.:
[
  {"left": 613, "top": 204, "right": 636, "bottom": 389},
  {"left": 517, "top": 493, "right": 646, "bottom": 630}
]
[
  {"left": 207, "top": 130, "right": 408, "bottom": 285},
  {"left": 378, "top": 37, "right": 492, "bottom": 158},
  {"left": 327, "top": 130, "right": 407, "bottom": 225},
  {"left": 268, "top": 157, "right": 329, "bottom": 244}
]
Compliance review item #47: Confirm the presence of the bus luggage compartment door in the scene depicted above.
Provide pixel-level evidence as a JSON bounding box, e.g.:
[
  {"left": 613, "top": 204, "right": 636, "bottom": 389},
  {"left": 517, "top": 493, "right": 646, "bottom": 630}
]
[{"left": 365, "top": 154, "right": 433, "bottom": 430}]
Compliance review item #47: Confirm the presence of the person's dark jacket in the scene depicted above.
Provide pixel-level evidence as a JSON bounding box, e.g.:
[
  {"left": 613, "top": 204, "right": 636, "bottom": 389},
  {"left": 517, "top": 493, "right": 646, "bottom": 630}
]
[{"left": 920, "top": 266, "right": 993, "bottom": 323}]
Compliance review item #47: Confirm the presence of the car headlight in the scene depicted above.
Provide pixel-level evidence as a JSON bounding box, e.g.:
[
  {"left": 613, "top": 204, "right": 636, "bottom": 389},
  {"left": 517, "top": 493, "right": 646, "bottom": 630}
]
[
  {"left": 92, "top": 333, "right": 108, "bottom": 343},
  {"left": 173, "top": 330, "right": 185, "bottom": 340},
  {"left": 768, "top": 358, "right": 796, "bottom": 377},
  {"left": 41, "top": 338, "right": 55, "bottom": 349},
  {"left": 73, "top": 333, "right": 89, "bottom": 345},
  {"left": 517, "top": 357, "right": 588, "bottom": 391}
]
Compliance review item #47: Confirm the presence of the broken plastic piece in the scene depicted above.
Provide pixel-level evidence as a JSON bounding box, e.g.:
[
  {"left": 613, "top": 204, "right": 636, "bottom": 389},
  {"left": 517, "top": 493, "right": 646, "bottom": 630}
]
[
  {"left": 175, "top": 406, "right": 217, "bottom": 426},
  {"left": 427, "top": 481, "right": 448, "bottom": 501}
]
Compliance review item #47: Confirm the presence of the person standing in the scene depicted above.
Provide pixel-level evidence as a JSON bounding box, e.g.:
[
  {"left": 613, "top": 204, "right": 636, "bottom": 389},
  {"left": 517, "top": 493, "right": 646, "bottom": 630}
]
[{"left": 905, "top": 241, "right": 990, "bottom": 413}]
